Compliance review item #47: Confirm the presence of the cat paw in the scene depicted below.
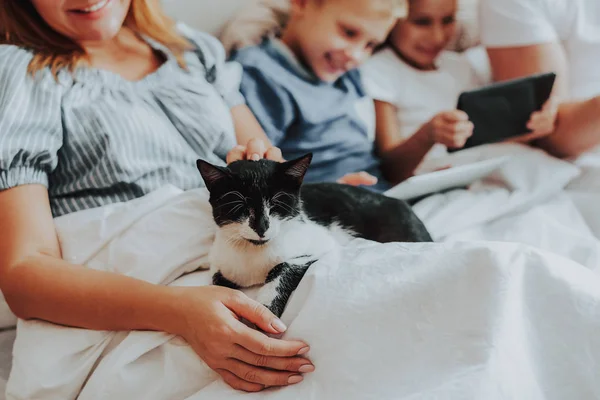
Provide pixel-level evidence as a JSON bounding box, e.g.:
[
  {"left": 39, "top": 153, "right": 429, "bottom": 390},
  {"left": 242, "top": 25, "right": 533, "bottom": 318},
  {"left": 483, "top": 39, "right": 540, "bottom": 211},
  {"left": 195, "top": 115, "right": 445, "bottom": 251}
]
[
  {"left": 212, "top": 271, "right": 240, "bottom": 289},
  {"left": 267, "top": 302, "right": 285, "bottom": 319}
]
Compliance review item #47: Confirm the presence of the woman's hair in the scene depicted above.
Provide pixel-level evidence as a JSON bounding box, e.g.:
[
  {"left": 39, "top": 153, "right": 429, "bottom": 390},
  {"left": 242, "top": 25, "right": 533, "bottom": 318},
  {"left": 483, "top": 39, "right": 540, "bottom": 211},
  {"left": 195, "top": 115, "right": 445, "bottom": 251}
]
[{"left": 0, "top": 0, "right": 192, "bottom": 76}]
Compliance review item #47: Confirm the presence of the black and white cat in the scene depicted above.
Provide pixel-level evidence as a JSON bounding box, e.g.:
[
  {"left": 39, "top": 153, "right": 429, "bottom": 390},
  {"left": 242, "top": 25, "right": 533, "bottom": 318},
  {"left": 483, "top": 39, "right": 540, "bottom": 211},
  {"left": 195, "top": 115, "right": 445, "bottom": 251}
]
[{"left": 197, "top": 154, "right": 432, "bottom": 317}]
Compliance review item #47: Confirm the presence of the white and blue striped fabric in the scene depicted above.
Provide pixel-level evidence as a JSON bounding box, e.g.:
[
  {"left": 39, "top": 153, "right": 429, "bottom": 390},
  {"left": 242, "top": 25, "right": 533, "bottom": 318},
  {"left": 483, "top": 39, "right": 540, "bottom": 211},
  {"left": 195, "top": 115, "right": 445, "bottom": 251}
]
[{"left": 0, "top": 25, "right": 243, "bottom": 217}]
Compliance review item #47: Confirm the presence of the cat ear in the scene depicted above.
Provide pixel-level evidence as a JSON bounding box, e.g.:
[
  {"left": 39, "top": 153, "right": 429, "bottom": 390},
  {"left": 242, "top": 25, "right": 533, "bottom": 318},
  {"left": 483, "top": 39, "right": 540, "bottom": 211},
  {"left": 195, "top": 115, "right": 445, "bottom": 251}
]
[
  {"left": 196, "top": 160, "right": 230, "bottom": 191},
  {"left": 281, "top": 153, "right": 313, "bottom": 184}
]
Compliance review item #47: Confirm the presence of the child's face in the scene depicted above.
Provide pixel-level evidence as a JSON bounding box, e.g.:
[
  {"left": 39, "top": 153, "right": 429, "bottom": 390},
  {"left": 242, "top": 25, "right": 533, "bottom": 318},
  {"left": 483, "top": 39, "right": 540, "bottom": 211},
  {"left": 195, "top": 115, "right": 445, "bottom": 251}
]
[
  {"left": 287, "top": 0, "right": 399, "bottom": 82},
  {"left": 389, "top": 0, "right": 457, "bottom": 70}
]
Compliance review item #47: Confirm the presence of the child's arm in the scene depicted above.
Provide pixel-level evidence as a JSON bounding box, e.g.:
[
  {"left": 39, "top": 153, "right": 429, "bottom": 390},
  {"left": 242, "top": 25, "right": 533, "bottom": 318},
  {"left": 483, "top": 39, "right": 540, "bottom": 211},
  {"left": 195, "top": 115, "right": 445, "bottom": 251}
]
[
  {"left": 375, "top": 100, "right": 437, "bottom": 183},
  {"left": 375, "top": 101, "right": 474, "bottom": 184},
  {"left": 224, "top": 65, "right": 299, "bottom": 165},
  {"left": 229, "top": 105, "right": 284, "bottom": 163},
  {"left": 231, "top": 104, "right": 276, "bottom": 149}
]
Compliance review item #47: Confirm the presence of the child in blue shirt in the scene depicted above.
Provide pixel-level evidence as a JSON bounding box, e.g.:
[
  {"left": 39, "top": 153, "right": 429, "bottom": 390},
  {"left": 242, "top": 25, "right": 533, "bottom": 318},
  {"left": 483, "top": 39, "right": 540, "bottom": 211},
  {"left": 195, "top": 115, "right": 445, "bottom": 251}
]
[{"left": 232, "top": 0, "right": 406, "bottom": 191}]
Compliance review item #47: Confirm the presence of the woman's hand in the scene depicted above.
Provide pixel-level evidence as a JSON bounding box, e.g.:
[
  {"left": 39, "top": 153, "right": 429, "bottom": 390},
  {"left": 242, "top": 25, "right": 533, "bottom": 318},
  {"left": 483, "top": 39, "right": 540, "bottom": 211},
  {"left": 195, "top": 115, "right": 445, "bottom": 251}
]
[
  {"left": 425, "top": 110, "right": 474, "bottom": 149},
  {"left": 174, "top": 286, "right": 313, "bottom": 392},
  {"left": 337, "top": 172, "right": 378, "bottom": 186},
  {"left": 227, "top": 138, "right": 284, "bottom": 164}
]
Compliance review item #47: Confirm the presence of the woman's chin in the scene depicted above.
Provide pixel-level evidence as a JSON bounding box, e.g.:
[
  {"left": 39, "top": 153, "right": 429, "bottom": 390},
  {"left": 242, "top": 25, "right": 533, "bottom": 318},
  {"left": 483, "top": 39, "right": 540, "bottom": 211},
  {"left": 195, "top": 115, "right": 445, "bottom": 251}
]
[
  {"left": 67, "top": 13, "right": 127, "bottom": 43},
  {"left": 72, "top": 23, "right": 123, "bottom": 43}
]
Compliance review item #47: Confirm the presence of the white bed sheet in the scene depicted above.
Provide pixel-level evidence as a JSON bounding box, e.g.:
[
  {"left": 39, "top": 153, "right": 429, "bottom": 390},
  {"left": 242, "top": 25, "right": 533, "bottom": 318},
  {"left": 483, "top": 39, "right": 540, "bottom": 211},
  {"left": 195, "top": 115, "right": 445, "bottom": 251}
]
[
  {"left": 0, "top": 329, "right": 15, "bottom": 400},
  {"left": 3, "top": 144, "right": 600, "bottom": 399}
]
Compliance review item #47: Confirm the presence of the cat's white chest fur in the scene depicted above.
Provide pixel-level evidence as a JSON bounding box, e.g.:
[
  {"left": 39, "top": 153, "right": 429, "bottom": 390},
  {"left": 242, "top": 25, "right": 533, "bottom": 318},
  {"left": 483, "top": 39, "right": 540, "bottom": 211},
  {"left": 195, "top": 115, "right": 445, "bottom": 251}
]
[{"left": 209, "top": 217, "right": 343, "bottom": 287}]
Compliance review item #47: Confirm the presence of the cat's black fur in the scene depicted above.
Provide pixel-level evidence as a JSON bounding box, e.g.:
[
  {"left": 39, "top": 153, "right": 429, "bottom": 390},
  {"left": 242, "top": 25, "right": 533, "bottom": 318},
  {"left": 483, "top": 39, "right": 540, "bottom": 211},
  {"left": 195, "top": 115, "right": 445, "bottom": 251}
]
[
  {"left": 300, "top": 183, "right": 433, "bottom": 243},
  {"left": 197, "top": 154, "right": 432, "bottom": 317}
]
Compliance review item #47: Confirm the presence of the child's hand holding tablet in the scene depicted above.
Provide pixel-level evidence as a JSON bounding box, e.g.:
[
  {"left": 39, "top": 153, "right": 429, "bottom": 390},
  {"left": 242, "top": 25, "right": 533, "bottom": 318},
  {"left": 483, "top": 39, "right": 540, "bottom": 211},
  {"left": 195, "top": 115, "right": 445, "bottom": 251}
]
[{"left": 424, "top": 110, "right": 474, "bottom": 150}]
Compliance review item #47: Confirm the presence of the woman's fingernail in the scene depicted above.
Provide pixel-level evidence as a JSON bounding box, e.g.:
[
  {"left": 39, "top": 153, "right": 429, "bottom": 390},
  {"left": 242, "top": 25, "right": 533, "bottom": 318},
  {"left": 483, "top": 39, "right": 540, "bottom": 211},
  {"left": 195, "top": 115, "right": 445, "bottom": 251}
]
[
  {"left": 297, "top": 346, "right": 310, "bottom": 355},
  {"left": 288, "top": 375, "right": 303, "bottom": 384},
  {"left": 271, "top": 319, "right": 287, "bottom": 333},
  {"left": 252, "top": 153, "right": 260, "bottom": 161},
  {"left": 298, "top": 364, "right": 315, "bottom": 373}
]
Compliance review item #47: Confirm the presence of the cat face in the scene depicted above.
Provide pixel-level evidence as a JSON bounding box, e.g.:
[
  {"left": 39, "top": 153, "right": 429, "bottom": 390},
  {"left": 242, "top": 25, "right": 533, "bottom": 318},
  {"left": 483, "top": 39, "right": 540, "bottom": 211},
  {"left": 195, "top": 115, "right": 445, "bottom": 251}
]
[{"left": 197, "top": 154, "right": 313, "bottom": 246}]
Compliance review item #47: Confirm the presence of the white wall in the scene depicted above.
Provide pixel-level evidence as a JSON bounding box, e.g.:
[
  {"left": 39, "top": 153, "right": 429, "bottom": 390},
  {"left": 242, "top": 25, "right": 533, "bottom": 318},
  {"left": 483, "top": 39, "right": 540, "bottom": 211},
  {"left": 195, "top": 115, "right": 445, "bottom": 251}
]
[{"left": 162, "top": 0, "right": 246, "bottom": 35}]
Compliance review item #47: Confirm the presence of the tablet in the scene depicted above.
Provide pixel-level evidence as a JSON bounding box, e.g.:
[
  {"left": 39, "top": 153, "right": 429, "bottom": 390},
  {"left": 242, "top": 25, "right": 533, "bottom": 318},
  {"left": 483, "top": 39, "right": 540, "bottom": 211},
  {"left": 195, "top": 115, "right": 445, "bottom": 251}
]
[
  {"left": 384, "top": 155, "right": 510, "bottom": 200},
  {"left": 451, "top": 72, "right": 556, "bottom": 152}
]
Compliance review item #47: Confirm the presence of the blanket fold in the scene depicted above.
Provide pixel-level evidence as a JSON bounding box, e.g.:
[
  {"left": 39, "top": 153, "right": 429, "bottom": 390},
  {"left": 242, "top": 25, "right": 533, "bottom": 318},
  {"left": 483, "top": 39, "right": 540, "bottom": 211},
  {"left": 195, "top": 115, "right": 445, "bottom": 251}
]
[{"left": 6, "top": 145, "right": 600, "bottom": 400}]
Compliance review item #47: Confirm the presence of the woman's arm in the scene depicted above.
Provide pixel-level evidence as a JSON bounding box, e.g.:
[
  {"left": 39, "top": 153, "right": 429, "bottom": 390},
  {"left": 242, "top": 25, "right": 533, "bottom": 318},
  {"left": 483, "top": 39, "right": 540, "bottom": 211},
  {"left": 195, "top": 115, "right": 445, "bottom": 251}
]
[
  {"left": 0, "top": 184, "right": 312, "bottom": 391},
  {"left": 487, "top": 44, "right": 600, "bottom": 158},
  {"left": 536, "top": 96, "right": 600, "bottom": 158},
  {"left": 487, "top": 43, "right": 569, "bottom": 99},
  {"left": 0, "top": 185, "right": 178, "bottom": 330}
]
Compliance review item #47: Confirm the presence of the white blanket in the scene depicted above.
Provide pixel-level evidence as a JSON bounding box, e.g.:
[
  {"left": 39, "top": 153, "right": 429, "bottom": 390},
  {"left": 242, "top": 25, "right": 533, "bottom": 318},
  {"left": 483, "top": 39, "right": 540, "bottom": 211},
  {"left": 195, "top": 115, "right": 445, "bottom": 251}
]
[
  {"left": 6, "top": 144, "right": 600, "bottom": 399},
  {"left": 412, "top": 144, "right": 600, "bottom": 267}
]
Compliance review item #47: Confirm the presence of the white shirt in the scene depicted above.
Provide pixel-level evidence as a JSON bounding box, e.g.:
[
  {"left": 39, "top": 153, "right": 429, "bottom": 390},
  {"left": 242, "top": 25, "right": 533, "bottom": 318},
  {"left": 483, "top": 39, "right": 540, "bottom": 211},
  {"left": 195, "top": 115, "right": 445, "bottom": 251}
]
[
  {"left": 361, "top": 48, "right": 482, "bottom": 160},
  {"left": 480, "top": 0, "right": 600, "bottom": 101}
]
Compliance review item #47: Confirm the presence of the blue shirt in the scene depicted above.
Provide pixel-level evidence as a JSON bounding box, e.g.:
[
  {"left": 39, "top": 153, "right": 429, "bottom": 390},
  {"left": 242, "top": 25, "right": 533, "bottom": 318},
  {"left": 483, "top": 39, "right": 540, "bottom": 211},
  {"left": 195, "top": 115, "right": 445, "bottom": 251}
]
[{"left": 232, "top": 38, "right": 390, "bottom": 191}]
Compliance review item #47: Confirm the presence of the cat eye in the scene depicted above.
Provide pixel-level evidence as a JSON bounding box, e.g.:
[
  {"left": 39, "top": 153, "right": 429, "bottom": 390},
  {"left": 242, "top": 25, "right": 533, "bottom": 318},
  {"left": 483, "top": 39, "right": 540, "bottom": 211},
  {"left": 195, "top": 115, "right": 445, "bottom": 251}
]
[
  {"left": 214, "top": 191, "right": 248, "bottom": 220},
  {"left": 270, "top": 192, "right": 297, "bottom": 216}
]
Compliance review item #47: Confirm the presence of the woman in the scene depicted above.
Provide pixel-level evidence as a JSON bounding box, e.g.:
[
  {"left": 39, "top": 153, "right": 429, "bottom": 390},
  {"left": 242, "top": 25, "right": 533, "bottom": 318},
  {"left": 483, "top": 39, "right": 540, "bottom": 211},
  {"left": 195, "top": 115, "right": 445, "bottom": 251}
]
[{"left": 0, "top": 0, "right": 314, "bottom": 392}]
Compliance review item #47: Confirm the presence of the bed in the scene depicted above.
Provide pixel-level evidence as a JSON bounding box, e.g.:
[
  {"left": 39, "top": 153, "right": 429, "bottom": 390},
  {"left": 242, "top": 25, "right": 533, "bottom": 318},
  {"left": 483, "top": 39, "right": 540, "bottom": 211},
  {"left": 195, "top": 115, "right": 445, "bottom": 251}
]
[
  {"left": 3, "top": 1, "right": 600, "bottom": 399},
  {"left": 5, "top": 143, "right": 600, "bottom": 399},
  {"left": 0, "top": 330, "right": 14, "bottom": 396}
]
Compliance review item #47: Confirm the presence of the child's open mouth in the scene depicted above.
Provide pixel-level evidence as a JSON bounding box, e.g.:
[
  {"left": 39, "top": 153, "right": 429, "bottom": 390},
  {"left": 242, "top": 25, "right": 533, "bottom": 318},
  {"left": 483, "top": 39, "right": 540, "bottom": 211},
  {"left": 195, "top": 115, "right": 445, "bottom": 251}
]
[{"left": 324, "top": 53, "right": 346, "bottom": 74}]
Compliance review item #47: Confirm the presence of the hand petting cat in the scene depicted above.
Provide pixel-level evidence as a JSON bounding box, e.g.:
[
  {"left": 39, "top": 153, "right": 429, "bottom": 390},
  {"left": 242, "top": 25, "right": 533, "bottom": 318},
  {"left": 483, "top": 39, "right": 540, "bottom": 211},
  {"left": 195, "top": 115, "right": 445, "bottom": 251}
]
[
  {"left": 227, "top": 139, "right": 378, "bottom": 187},
  {"left": 227, "top": 138, "right": 284, "bottom": 164}
]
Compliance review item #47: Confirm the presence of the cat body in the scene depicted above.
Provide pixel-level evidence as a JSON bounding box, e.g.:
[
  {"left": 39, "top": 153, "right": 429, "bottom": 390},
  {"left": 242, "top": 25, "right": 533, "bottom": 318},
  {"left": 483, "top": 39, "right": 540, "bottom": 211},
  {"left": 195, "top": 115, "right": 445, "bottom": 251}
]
[
  {"left": 197, "top": 154, "right": 432, "bottom": 317},
  {"left": 209, "top": 215, "right": 339, "bottom": 288}
]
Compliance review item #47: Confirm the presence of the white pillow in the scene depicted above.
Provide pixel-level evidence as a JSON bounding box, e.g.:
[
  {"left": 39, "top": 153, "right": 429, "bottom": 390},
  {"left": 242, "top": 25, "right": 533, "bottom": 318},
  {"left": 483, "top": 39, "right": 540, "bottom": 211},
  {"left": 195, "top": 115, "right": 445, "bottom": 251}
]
[
  {"left": 162, "top": 0, "right": 246, "bottom": 35},
  {"left": 0, "top": 293, "right": 17, "bottom": 329},
  {"left": 219, "top": 0, "right": 290, "bottom": 55},
  {"left": 218, "top": 0, "right": 481, "bottom": 55}
]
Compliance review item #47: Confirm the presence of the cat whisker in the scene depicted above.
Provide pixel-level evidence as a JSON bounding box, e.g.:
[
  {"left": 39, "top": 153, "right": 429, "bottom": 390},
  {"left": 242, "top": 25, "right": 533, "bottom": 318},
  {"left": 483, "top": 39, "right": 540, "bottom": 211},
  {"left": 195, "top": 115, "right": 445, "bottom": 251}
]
[
  {"left": 273, "top": 191, "right": 295, "bottom": 203},
  {"left": 218, "top": 191, "right": 247, "bottom": 203},
  {"left": 226, "top": 204, "right": 244, "bottom": 216},
  {"left": 273, "top": 199, "right": 295, "bottom": 214},
  {"left": 214, "top": 200, "right": 245, "bottom": 210}
]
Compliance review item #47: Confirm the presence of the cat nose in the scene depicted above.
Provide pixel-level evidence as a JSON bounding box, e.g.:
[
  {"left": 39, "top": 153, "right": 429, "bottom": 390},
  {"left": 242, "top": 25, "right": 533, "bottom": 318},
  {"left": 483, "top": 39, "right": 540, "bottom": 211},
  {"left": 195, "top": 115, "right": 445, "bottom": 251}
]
[{"left": 255, "top": 218, "right": 269, "bottom": 238}]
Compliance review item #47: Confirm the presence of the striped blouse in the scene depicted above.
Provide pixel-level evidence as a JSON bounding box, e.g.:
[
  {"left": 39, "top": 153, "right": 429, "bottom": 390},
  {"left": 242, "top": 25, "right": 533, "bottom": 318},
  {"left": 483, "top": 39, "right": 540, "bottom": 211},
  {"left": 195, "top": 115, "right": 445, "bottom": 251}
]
[{"left": 0, "top": 24, "right": 242, "bottom": 217}]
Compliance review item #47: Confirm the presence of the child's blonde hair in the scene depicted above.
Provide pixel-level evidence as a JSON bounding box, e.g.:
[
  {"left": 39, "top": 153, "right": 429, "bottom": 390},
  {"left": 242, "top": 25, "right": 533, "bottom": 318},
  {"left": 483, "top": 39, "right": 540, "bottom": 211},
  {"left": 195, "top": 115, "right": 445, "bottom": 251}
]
[{"left": 316, "top": 0, "right": 408, "bottom": 18}]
